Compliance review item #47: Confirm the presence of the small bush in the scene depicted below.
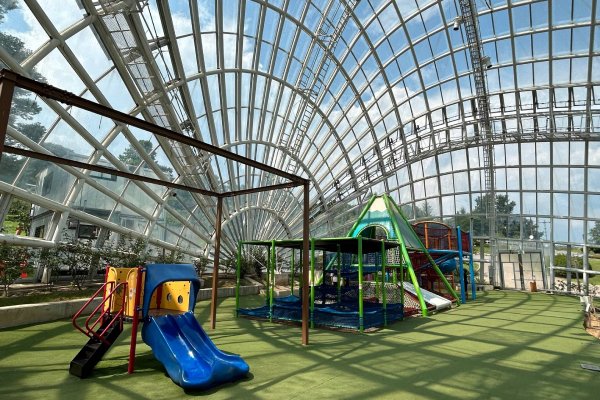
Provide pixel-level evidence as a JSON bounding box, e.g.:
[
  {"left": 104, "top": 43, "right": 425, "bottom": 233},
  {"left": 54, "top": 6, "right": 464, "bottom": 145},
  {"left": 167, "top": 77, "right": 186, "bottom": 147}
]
[
  {"left": 194, "top": 256, "right": 209, "bottom": 278},
  {"left": 553, "top": 254, "right": 582, "bottom": 278},
  {"left": 56, "top": 234, "right": 93, "bottom": 290},
  {"left": 0, "top": 244, "right": 35, "bottom": 296}
]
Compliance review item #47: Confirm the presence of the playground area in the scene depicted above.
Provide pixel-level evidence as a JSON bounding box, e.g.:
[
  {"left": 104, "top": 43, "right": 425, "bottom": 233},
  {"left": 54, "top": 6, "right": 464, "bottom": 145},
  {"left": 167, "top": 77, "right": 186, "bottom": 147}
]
[{"left": 0, "top": 291, "right": 598, "bottom": 400}]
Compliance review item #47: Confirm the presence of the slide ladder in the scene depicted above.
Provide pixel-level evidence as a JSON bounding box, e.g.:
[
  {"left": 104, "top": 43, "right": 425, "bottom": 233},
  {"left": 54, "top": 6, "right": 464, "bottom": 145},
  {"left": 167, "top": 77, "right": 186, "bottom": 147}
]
[{"left": 70, "top": 282, "right": 127, "bottom": 378}]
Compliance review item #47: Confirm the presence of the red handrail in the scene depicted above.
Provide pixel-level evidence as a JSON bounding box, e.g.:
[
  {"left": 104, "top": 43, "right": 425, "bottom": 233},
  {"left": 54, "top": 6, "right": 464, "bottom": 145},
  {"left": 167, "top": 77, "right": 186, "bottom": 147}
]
[
  {"left": 73, "top": 281, "right": 128, "bottom": 346},
  {"left": 86, "top": 282, "right": 128, "bottom": 344},
  {"left": 73, "top": 282, "right": 111, "bottom": 337}
]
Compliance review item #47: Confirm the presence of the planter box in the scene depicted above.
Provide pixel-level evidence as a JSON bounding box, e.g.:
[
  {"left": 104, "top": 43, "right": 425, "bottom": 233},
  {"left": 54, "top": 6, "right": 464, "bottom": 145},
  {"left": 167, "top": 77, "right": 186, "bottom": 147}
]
[
  {"left": 274, "top": 273, "right": 290, "bottom": 286},
  {"left": 0, "top": 298, "right": 102, "bottom": 330},
  {"left": 196, "top": 284, "right": 260, "bottom": 301},
  {"left": 1, "top": 283, "right": 263, "bottom": 329}
]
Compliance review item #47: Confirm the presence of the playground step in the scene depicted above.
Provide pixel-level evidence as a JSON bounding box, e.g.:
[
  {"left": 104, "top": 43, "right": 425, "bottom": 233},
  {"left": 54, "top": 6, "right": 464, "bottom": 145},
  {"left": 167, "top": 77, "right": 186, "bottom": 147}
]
[{"left": 69, "top": 316, "right": 123, "bottom": 379}]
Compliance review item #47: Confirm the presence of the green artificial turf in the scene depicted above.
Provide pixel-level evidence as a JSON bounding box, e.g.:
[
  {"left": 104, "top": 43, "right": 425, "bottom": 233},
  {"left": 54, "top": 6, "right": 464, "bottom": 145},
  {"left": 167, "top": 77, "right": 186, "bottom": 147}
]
[{"left": 1, "top": 291, "right": 599, "bottom": 400}]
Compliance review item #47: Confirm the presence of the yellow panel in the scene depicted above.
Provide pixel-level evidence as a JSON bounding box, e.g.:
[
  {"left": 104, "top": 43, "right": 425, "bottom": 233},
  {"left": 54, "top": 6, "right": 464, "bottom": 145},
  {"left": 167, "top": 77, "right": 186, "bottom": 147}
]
[
  {"left": 103, "top": 268, "right": 118, "bottom": 312},
  {"left": 121, "top": 270, "right": 192, "bottom": 317},
  {"left": 107, "top": 268, "right": 133, "bottom": 313},
  {"left": 124, "top": 268, "right": 161, "bottom": 318},
  {"left": 160, "top": 281, "right": 191, "bottom": 312},
  {"left": 125, "top": 269, "right": 139, "bottom": 318}
]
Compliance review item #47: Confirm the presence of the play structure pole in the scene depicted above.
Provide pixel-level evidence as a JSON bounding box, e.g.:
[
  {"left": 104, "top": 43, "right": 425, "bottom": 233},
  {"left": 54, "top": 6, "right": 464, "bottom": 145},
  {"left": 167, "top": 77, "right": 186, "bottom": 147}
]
[
  {"left": 337, "top": 245, "right": 341, "bottom": 302},
  {"left": 236, "top": 242, "right": 241, "bottom": 317},
  {"left": 266, "top": 245, "right": 270, "bottom": 305},
  {"left": 375, "top": 269, "right": 380, "bottom": 299},
  {"left": 270, "top": 241, "right": 275, "bottom": 323},
  {"left": 0, "top": 70, "right": 16, "bottom": 160},
  {"left": 383, "top": 195, "right": 428, "bottom": 316},
  {"left": 400, "top": 264, "right": 404, "bottom": 306},
  {"left": 210, "top": 197, "right": 223, "bottom": 330},
  {"left": 302, "top": 182, "right": 309, "bottom": 345},
  {"left": 457, "top": 226, "right": 466, "bottom": 304},
  {"left": 128, "top": 266, "right": 143, "bottom": 374},
  {"left": 468, "top": 231, "right": 476, "bottom": 300},
  {"left": 291, "top": 249, "right": 294, "bottom": 296},
  {"left": 358, "top": 236, "right": 364, "bottom": 333},
  {"left": 310, "top": 238, "right": 315, "bottom": 329},
  {"left": 381, "top": 240, "right": 387, "bottom": 327},
  {"left": 392, "top": 196, "right": 460, "bottom": 306},
  {"left": 298, "top": 251, "right": 302, "bottom": 290}
]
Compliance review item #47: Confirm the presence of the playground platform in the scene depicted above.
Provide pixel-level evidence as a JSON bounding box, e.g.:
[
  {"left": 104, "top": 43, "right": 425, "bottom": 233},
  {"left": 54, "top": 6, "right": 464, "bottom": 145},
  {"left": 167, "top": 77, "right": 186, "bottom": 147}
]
[{"left": 1, "top": 291, "right": 599, "bottom": 400}]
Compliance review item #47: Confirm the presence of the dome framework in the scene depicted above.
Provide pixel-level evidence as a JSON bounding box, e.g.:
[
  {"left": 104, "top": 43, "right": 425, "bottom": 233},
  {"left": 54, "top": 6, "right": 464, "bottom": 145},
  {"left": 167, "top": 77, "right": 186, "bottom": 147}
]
[{"left": 0, "top": 0, "right": 599, "bottom": 292}]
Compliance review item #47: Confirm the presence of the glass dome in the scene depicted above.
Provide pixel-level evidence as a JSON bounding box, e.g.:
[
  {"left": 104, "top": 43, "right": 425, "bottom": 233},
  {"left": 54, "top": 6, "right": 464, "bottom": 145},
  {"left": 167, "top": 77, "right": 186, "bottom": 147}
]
[{"left": 0, "top": 0, "right": 598, "bottom": 271}]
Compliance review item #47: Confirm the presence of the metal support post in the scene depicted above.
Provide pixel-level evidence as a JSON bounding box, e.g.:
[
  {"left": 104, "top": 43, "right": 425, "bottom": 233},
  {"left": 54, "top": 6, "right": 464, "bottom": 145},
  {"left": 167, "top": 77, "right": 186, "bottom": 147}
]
[
  {"left": 358, "top": 236, "right": 364, "bottom": 333},
  {"left": 235, "top": 242, "right": 241, "bottom": 317},
  {"left": 381, "top": 240, "right": 387, "bottom": 327},
  {"left": 291, "top": 249, "right": 294, "bottom": 296},
  {"left": 209, "top": 196, "right": 223, "bottom": 330},
  {"left": 457, "top": 226, "right": 466, "bottom": 303},
  {"left": 128, "top": 266, "right": 144, "bottom": 374},
  {"left": 302, "top": 182, "right": 310, "bottom": 345},
  {"left": 337, "top": 244, "right": 341, "bottom": 302},
  {"left": 468, "top": 231, "right": 476, "bottom": 300},
  {"left": 270, "top": 240, "right": 275, "bottom": 322},
  {"left": 0, "top": 70, "right": 17, "bottom": 161},
  {"left": 310, "top": 238, "right": 315, "bottom": 329}
]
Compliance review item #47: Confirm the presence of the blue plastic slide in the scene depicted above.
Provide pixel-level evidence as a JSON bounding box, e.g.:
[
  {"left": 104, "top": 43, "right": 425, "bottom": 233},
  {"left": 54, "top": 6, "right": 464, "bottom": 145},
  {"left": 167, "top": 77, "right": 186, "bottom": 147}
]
[{"left": 142, "top": 311, "right": 249, "bottom": 390}]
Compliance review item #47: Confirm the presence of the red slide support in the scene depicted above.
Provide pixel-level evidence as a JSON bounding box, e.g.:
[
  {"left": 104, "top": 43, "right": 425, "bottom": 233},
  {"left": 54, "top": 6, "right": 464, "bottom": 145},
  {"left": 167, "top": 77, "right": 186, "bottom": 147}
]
[{"left": 128, "top": 266, "right": 144, "bottom": 374}]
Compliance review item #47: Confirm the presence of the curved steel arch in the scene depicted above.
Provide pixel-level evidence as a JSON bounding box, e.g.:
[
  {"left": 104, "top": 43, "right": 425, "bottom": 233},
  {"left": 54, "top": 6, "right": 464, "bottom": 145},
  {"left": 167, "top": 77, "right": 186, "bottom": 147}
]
[
  {"left": 203, "top": 205, "right": 293, "bottom": 256},
  {"left": 2, "top": 0, "right": 600, "bottom": 266}
]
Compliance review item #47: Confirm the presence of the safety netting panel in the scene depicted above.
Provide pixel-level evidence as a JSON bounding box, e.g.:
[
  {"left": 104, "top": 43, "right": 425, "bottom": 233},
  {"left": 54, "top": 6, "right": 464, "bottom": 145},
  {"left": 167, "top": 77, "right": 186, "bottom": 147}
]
[
  {"left": 272, "top": 296, "right": 303, "bottom": 322},
  {"left": 362, "top": 281, "right": 379, "bottom": 302},
  {"left": 323, "top": 251, "right": 383, "bottom": 270},
  {"left": 237, "top": 304, "right": 270, "bottom": 319},
  {"left": 238, "top": 294, "right": 304, "bottom": 322},
  {"left": 412, "top": 222, "right": 455, "bottom": 250},
  {"left": 460, "top": 231, "right": 471, "bottom": 253},
  {"left": 384, "top": 283, "right": 403, "bottom": 304},
  {"left": 412, "top": 222, "right": 471, "bottom": 254},
  {"left": 313, "top": 285, "right": 339, "bottom": 304},
  {"left": 362, "top": 281, "right": 405, "bottom": 305},
  {"left": 322, "top": 250, "right": 383, "bottom": 283},
  {"left": 408, "top": 251, "right": 431, "bottom": 272},
  {"left": 387, "top": 245, "right": 402, "bottom": 265},
  {"left": 313, "top": 302, "right": 404, "bottom": 330},
  {"left": 237, "top": 289, "right": 270, "bottom": 319}
]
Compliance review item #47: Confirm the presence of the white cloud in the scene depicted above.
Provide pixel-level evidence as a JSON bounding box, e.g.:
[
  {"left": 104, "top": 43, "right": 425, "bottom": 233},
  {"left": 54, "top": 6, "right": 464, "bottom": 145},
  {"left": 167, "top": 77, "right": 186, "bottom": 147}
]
[{"left": 2, "top": 1, "right": 49, "bottom": 54}]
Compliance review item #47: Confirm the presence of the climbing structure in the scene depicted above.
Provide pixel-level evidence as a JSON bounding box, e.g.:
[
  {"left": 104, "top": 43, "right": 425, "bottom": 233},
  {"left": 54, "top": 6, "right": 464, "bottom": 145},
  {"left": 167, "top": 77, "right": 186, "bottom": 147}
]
[
  {"left": 412, "top": 221, "right": 476, "bottom": 303},
  {"left": 347, "top": 194, "right": 461, "bottom": 316}
]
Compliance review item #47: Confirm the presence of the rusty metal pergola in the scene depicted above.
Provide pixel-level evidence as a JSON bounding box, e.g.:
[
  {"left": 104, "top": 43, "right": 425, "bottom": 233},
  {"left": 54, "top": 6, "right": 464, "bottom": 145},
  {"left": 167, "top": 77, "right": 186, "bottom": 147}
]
[{"left": 0, "top": 69, "right": 312, "bottom": 345}]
